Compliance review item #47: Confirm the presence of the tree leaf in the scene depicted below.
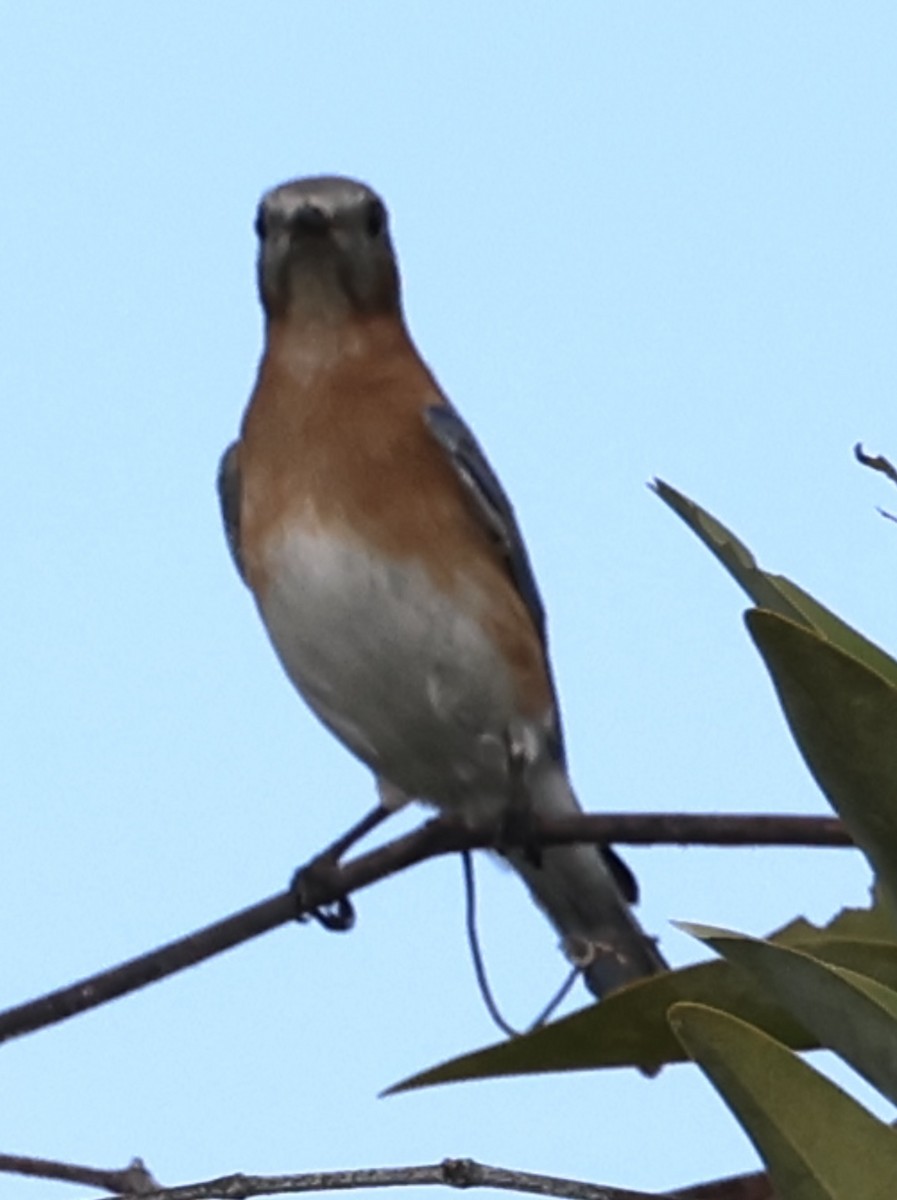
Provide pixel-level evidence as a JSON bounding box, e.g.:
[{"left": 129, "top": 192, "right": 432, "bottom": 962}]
[
  {"left": 670, "top": 1003, "right": 897, "bottom": 1200},
  {"left": 653, "top": 479, "right": 897, "bottom": 686},
  {"left": 746, "top": 609, "right": 897, "bottom": 909},
  {"left": 387, "top": 927, "right": 897, "bottom": 1093},
  {"left": 775, "top": 900, "right": 895, "bottom": 945},
  {"left": 681, "top": 922, "right": 897, "bottom": 1104},
  {"left": 386, "top": 958, "right": 812, "bottom": 1093}
]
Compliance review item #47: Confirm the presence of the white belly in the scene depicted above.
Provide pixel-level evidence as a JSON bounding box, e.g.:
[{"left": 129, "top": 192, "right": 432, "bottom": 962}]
[{"left": 258, "top": 523, "right": 524, "bottom": 812}]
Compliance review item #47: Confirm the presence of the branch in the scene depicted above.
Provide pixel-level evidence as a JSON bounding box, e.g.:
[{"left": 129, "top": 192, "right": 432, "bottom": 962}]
[
  {"left": 542, "top": 813, "right": 849, "bottom": 846},
  {"left": 0, "top": 1152, "right": 159, "bottom": 1194},
  {"left": 855, "top": 441, "right": 897, "bottom": 487},
  {"left": 668, "top": 1170, "right": 773, "bottom": 1199},
  {"left": 0, "top": 813, "right": 851, "bottom": 1048},
  {"left": 105, "top": 1158, "right": 661, "bottom": 1200},
  {"left": 0, "top": 1154, "right": 777, "bottom": 1200},
  {"left": 855, "top": 441, "right": 897, "bottom": 521}
]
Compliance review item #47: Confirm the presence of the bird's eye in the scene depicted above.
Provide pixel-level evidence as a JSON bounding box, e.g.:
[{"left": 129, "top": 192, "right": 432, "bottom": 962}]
[
  {"left": 254, "top": 206, "right": 267, "bottom": 240},
  {"left": 365, "top": 198, "right": 386, "bottom": 238}
]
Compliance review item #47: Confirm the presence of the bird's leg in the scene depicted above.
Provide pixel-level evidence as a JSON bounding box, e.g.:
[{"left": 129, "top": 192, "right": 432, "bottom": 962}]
[
  {"left": 323, "top": 802, "right": 394, "bottom": 860},
  {"left": 291, "top": 803, "right": 393, "bottom": 931}
]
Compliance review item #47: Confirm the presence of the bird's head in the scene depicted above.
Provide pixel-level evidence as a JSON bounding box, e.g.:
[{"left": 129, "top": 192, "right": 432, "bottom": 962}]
[{"left": 255, "top": 175, "right": 401, "bottom": 323}]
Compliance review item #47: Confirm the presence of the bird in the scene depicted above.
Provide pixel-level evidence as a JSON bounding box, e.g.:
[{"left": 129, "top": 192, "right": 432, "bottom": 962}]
[{"left": 218, "top": 174, "right": 666, "bottom": 999}]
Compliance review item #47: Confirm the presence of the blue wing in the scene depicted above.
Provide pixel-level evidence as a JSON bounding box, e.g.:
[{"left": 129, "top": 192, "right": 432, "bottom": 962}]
[
  {"left": 217, "top": 441, "right": 247, "bottom": 585},
  {"left": 425, "top": 406, "right": 641, "bottom": 896},
  {"left": 424, "top": 403, "right": 548, "bottom": 648},
  {"left": 423, "top": 402, "right": 583, "bottom": 756}
]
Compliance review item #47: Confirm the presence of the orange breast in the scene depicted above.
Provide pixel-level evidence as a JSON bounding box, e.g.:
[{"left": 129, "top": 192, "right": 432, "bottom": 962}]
[{"left": 238, "top": 313, "right": 554, "bottom": 720}]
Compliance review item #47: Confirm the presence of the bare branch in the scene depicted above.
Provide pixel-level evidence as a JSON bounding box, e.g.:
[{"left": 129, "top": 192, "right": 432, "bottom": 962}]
[
  {"left": 544, "top": 813, "right": 849, "bottom": 847},
  {"left": 0, "top": 812, "right": 852, "bottom": 1049},
  {"left": 0, "top": 1153, "right": 780, "bottom": 1200},
  {"left": 855, "top": 442, "right": 897, "bottom": 487},
  {"left": 667, "top": 1170, "right": 773, "bottom": 1199},
  {"left": 855, "top": 442, "right": 897, "bottom": 520},
  {"left": 0, "top": 1152, "right": 158, "bottom": 1194},
  {"left": 101, "top": 1158, "right": 662, "bottom": 1200},
  {"left": 0, "top": 1155, "right": 778, "bottom": 1200}
]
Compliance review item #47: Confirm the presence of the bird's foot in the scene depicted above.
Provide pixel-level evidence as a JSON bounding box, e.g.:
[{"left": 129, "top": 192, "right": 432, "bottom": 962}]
[
  {"left": 325, "top": 802, "right": 392, "bottom": 860},
  {"left": 289, "top": 803, "right": 390, "bottom": 932},
  {"left": 290, "top": 855, "right": 356, "bottom": 931}
]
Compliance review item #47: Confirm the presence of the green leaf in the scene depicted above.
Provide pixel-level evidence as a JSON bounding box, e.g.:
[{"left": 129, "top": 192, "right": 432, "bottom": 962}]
[
  {"left": 652, "top": 478, "right": 808, "bottom": 619},
  {"left": 776, "top": 900, "right": 896, "bottom": 945},
  {"left": 653, "top": 479, "right": 897, "bottom": 686},
  {"left": 387, "top": 923, "right": 897, "bottom": 1093},
  {"left": 779, "top": 937, "right": 897, "bottom": 988},
  {"left": 681, "top": 923, "right": 897, "bottom": 1104},
  {"left": 747, "top": 609, "right": 897, "bottom": 908},
  {"left": 386, "top": 957, "right": 813, "bottom": 1093},
  {"left": 670, "top": 1003, "right": 897, "bottom": 1200},
  {"left": 768, "top": 576, "right": 897, "bottom": 687}
]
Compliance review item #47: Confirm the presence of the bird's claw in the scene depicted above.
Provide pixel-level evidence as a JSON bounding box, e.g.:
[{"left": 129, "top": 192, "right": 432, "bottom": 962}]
[
  {"left": 291, "top": 859, "right": 356, "bottom": 932},
  {"left": 309, "top": 895, "right": 356, "bottom": 931}
]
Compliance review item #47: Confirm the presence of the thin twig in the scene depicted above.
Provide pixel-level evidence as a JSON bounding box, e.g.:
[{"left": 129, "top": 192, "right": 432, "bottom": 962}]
[
  {"left": 855, "top": 442, "right": 897, "bottom": 520},
  {"left": 528, "top": 967, "right": 579, "bottom": 1030},
  {"left": 0, "top": 1153, "right": 774, "bottom": 1200},
  {"left": 855, "top": 441, "right": 897, "bottom": 486},
  {"left": 0, "top": 816, "right": 462, "bottom": 1048},
  {"left": 668, "top": 1171, "right": 773, "bottom": 1199},
  {"left": 461, "top": 850, "right": 592, "bottom": 1037},
  {"left": 461, "top": 849, "right": 520, "bottom": 1037},
  {"left": 542, "top": 813, "right": 850, "bottom": 847},
  {"left": 0, "top": 812, "right": 852, "bottom": 1049},
  {"left": 105, "top": 1158, "right": 662, "bottom": 1200},
  {"left": 0, "top": 1152, "right": 158, "bottom": 1194}
]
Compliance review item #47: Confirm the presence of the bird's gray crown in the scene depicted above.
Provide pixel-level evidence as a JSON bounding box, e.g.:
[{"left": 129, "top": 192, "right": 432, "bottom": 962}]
[
  {"left": 254, "top": 175, "right": 398, "bottom": 320},
  {"left": 257, "top": 176, "right": 386, "bottom": 242}
]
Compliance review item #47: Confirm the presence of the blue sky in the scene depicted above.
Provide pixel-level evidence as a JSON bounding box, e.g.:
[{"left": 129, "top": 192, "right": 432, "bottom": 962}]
[{"left": 1, "top": 4, "right": 896, "bottom": 1196}]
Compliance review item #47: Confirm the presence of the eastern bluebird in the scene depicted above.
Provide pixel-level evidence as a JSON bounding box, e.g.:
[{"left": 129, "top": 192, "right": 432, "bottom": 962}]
[{"left": 219, "top": 175, "right": 666, "bottom": 998}]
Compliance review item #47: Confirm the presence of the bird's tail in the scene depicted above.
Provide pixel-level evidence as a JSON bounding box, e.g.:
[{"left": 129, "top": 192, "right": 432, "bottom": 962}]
[{"left": 506, "top": 767, "right": 666, "bottom": 1000}]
